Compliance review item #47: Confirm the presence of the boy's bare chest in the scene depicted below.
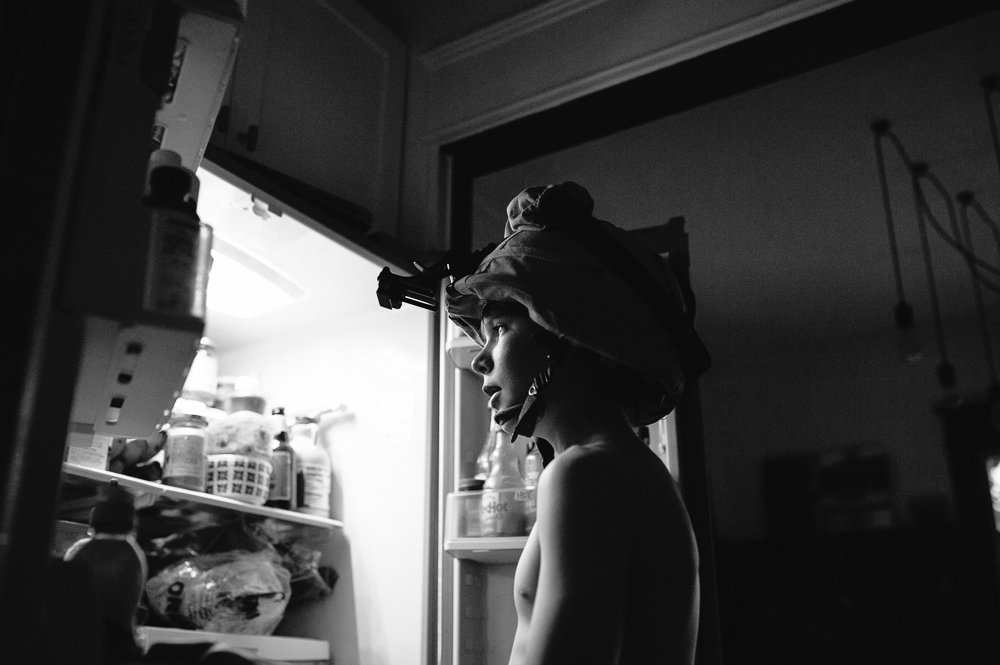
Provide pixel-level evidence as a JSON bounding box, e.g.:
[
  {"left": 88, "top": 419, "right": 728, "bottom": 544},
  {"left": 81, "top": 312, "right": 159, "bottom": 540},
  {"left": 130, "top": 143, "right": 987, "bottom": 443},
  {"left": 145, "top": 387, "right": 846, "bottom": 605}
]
[{"left": 513, "top": 526, "right": 541, "bottom": 614}]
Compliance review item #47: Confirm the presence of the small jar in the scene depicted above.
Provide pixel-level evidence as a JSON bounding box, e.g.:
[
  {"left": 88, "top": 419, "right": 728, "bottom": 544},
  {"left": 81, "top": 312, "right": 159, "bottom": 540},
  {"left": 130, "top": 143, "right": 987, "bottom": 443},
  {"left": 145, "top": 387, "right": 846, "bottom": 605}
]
[
  {"left": 162, "top": 401, "right": 208, "bottom": 491},
  {"left": 457, "top": 478, "right": 484, "bottom": 537}
]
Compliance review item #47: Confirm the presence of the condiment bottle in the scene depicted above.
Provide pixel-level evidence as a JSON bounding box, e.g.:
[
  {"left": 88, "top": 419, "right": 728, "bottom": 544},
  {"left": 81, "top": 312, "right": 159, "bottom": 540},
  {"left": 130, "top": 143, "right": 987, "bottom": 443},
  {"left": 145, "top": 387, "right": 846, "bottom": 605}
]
[
  {"left": 162, "top": 398, "right": 208, "bottom": 491},
  {"left": 481, "top": 424, "right": 526, "bottom": 537},
  {"left": 142, "top": 148, "right": 212, "bottom": 320},
  {"left": 265, "top": 407, "right": 296, "bottom": 510},
  {"left": 64, "top": 481, "right": 148, "bottom": 664},
  {"left": 291, "top": 416, "right": 331, "bottom": 518}
]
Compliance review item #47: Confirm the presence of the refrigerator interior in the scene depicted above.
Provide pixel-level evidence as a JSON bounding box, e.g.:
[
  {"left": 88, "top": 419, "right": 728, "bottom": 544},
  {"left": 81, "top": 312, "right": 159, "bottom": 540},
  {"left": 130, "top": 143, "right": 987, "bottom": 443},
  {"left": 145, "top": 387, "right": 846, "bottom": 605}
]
[{"left": 195, "top": 159, "right": 433, "bottom": 665}]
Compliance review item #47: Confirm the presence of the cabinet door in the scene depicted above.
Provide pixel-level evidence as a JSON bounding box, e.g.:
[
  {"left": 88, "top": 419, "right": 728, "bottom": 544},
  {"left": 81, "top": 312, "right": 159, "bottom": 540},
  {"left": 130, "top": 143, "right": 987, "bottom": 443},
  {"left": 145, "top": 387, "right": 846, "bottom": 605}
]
[
  {"left": 220, "top": 0, "right": 406, "bottom": 231},
  {"left": 210, "top": 0, "right": 272, "bottom": 153}
]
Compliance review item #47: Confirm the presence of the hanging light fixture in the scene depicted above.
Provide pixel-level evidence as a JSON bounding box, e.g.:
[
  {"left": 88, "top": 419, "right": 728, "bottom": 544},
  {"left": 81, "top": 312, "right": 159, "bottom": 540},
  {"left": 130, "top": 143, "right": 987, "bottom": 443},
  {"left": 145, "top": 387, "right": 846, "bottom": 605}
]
[{"left": 871, "top": 73, "right": 1000, "bottom": 397}]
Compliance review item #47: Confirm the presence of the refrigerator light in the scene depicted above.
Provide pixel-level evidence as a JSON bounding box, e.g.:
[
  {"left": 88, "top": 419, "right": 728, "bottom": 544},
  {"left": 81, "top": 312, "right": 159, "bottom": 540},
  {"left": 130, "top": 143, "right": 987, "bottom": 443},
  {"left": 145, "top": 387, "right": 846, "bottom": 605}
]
[{"left": 206, "top": 247, "right": 307, "bottom": 319}]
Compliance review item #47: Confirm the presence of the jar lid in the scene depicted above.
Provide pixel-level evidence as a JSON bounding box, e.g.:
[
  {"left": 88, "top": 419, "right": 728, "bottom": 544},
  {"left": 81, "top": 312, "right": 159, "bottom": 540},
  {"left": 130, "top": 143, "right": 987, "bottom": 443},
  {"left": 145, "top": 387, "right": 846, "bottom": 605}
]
[
  {"left": 458, "top": 478, "right": 485, "bottom": 492},
  {"left": 172, "top": 397, "right": 208, "bottom": 418}
]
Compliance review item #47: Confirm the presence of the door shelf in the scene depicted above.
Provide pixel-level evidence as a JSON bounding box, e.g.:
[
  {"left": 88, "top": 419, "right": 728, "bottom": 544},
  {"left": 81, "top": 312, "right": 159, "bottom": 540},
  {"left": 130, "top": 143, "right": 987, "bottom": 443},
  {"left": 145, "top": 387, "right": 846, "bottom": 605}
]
[
  {"left": 444, "top": 537, "right": 527, "bottom": 564},
  {"left": 61, "top": 463, "right": 343, "bottom": 531},
  {"left": 446, "top": 335, "right": 479, "bottom": 371}
]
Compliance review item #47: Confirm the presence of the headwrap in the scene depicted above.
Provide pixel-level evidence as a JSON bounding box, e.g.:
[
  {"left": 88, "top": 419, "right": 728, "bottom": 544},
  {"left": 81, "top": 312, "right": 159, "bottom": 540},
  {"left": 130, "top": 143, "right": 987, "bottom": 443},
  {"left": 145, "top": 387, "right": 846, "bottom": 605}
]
[{"left": 446, "top": 182, "right": 710, "bottom": 435}]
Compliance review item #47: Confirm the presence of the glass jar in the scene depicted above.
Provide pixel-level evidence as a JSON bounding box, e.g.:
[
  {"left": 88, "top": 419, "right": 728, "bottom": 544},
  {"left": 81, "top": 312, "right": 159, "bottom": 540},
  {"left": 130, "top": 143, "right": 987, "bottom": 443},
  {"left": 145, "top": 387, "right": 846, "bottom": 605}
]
[{"left": 162, "top": 402, "right": 208, "bottom": 491}]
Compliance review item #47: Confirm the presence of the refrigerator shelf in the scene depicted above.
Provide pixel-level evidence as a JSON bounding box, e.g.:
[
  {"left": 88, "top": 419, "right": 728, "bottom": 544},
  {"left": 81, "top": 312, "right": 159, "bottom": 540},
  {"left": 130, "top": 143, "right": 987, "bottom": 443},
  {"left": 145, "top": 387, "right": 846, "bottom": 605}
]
[
  {"left": 61, "top": 463, "right": 344, "bottom": 531},
  {"left": 444, "top": 537, "right": 527, "bottom": 564}
]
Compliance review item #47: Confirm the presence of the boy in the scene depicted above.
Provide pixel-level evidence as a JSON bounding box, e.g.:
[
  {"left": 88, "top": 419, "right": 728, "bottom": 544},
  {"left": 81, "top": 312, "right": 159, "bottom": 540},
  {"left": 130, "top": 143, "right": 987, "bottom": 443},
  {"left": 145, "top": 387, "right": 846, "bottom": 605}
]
[{"left": 446, "top": 182, "right": 709, "bottom": 665}]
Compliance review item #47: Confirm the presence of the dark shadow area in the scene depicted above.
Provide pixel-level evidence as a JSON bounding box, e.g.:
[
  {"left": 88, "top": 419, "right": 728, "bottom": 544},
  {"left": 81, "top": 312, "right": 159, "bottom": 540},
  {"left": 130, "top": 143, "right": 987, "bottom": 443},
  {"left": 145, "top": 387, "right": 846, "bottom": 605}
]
[{"left": 715, "top": 528, "right": 964, "bottom": 664}]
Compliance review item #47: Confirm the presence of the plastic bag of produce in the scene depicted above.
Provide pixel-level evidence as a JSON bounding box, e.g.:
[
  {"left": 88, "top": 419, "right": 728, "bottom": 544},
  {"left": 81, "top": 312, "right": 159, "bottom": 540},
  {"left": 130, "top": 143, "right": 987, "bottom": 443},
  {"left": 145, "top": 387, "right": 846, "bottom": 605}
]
[{"left": 145, "top": 549, "right": 291, "bottom": 635}]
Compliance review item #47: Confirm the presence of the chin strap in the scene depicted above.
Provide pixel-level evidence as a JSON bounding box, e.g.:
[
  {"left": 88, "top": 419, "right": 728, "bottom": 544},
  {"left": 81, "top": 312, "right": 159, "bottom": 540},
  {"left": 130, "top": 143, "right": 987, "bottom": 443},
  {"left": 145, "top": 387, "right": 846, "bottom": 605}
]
[{"left": 496, "top": 330, "right": 572, "bottom": 442}]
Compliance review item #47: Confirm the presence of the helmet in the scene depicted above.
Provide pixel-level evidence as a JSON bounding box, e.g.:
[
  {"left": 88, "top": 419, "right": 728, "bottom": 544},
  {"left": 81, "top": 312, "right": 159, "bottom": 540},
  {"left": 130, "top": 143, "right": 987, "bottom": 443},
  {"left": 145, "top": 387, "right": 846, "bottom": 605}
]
[{"left": 446, "top": 182, "right": 710, "bottom": 432}]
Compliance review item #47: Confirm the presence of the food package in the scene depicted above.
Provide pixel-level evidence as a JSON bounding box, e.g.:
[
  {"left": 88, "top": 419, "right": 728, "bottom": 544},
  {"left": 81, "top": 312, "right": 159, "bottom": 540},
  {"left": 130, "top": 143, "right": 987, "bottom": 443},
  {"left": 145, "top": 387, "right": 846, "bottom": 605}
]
[
  {"left": 145, "top": 549, "right": 292, "bottom": 635},
  {"left": 205, "top": 410, "right": 273, "bottom": 459}
]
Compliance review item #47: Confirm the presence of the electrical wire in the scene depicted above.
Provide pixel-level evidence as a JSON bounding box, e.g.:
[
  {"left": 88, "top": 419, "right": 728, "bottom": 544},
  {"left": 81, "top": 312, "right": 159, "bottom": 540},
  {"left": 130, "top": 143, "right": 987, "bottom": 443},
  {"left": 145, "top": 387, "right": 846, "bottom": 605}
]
[
  {"left": 909, "top": 164, "right": 956, "bottom": 387},
  {"left": 958, "top": 196, "right": 999, "bottom": 389}
]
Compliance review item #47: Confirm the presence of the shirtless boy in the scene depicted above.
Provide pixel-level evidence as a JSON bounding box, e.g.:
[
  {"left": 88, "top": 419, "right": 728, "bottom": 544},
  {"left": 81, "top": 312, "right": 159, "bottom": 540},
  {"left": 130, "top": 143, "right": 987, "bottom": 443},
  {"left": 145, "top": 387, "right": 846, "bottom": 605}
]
[{"left": 446, "top": 182, "right": 710, "bottom": 665}]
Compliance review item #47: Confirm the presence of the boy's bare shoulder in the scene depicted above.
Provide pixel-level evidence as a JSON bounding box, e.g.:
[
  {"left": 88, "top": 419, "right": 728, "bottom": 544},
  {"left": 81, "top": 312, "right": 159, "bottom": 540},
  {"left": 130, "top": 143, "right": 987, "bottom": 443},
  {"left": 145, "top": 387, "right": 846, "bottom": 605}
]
[{"left": 539, "top": 439, "right": 662, "bottom": 496}]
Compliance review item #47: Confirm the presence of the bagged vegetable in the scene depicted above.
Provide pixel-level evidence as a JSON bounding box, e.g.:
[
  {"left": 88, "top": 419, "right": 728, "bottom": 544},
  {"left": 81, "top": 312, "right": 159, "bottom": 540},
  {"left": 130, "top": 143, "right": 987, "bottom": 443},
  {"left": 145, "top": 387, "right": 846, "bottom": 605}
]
[{"left": 145, "top": 549, "right": 291, "bottom": 635}]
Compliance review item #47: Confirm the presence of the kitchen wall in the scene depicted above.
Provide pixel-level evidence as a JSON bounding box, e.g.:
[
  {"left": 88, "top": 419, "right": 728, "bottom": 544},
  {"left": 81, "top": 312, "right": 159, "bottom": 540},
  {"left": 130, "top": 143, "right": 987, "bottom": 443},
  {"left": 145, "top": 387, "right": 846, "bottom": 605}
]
[
  {"left": 397, "top": 0, "right": 848, "bottom": 251},
  {"left": 469, "top": 9, "right": 1000, "bottom": 541}
]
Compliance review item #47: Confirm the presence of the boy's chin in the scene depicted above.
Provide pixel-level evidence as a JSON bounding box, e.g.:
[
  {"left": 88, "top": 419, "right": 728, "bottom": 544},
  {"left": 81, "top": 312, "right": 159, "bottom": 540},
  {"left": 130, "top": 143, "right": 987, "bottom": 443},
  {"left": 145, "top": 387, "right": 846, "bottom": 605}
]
[{"left": 492, "top": 404, "right": 522, "bottom": 431}]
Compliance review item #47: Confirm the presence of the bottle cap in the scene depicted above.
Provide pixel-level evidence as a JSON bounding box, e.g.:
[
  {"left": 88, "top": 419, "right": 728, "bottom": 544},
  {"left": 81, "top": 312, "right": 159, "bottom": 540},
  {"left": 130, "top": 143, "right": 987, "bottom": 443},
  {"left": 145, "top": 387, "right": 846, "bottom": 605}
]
[{"left": 90, "top": 481, "right": 136, "bottom": 534}]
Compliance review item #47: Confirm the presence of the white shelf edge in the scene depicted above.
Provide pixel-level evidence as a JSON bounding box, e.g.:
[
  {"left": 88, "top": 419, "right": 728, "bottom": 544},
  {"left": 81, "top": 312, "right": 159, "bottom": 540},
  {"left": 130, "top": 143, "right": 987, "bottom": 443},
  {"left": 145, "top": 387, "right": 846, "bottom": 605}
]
[
  {"left": 62, "top": 463, "right": 344, "bottom": 530},
  {"left": 139, "top": 627, "right": 329, "bottom": 660},
  {"left": 444, "top": 536, "right": 527, "bottom": 564}
]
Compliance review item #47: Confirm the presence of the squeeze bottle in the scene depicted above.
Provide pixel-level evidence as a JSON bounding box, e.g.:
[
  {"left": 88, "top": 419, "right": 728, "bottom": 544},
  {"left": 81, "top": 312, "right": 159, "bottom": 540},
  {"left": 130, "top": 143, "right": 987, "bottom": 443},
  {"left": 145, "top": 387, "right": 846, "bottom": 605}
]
[
  {"left": 291, "top": 416, "right": 331, "bottom": 518},
  {"left": 64, "top": 481, "right": 148, "bottom": 663}
]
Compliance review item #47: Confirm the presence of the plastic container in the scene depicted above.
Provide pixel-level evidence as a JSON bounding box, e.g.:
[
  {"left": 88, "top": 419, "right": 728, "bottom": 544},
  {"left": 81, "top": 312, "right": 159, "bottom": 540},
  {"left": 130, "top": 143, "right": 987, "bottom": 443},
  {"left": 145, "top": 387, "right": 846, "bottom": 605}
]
[
  {"left": 64, "top": 481, "right": 148, "bottom": 663},
  {"left": 445, "top": 487, "right": 535, "bottom": 538},
  {"left": 205, "top": 455, "right": 273, "bottom": 505}
]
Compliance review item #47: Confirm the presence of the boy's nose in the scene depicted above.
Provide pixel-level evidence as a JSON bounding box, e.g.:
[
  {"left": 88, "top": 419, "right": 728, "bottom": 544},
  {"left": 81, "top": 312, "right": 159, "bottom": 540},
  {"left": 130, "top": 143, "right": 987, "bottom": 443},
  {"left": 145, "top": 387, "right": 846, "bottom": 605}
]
[{"left": 471, "top": 346, "right": 491, "bottom": 375}]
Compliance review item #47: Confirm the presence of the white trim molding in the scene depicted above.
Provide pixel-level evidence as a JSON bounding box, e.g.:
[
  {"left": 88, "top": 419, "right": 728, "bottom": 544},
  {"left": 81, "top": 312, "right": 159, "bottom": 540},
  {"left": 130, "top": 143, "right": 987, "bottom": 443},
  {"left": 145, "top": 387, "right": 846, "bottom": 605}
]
[
  {"left": 426, "top": 0, "right": 855, "bottom": 144},
  {"left": 419, "top": 0, "right": 613, "bottom": 72}
]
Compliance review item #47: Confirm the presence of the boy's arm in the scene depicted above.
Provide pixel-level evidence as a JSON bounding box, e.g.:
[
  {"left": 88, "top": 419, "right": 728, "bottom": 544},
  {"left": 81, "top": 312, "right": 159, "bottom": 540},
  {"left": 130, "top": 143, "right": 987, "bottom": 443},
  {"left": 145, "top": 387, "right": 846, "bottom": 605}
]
[{"left": 523, "top": 450, "right": 632, "bottom": 665}]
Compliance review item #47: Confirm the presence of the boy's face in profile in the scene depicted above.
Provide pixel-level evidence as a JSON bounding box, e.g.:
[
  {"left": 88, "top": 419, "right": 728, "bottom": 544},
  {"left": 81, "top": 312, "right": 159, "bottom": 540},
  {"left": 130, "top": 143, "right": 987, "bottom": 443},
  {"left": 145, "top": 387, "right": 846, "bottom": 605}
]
[{"left": 473, "top": 301, "right": 549, "bottom": 428}]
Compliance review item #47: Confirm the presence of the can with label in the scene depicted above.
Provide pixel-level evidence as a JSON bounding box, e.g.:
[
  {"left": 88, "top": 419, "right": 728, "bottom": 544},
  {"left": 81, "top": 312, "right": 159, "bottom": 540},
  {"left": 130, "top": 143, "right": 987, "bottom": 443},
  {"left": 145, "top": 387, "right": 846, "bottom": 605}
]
[{"left": 162, "top": 411, "right": 208, "bottom": 491}]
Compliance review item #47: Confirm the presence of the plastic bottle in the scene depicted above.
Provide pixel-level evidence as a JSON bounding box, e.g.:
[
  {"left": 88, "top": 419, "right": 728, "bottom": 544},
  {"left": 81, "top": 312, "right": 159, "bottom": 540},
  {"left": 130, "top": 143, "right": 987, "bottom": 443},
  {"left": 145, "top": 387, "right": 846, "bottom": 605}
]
[
  {"left": 162, "top": 398, "right": 208, "bottom": 491},
  {"left": 474, "top": 425, "right": 497, "bottom": 482},
  {"left": 291, "top": 416, "right": 331, "bottom": 518},
  {"left": 524, "top": 440, "right": 543, "bottom": 487},
  {"left": 64, "top": 481, "right": 148, "bottom": 664},
  {"left": 481, "top": 424, "right": 527, "bottom": 536},
  {"left": 181, "top": 337, "right": 218, "bottom": 405},
  {"left": 265, "top": 407, "right": 296, "bottom": 510}
]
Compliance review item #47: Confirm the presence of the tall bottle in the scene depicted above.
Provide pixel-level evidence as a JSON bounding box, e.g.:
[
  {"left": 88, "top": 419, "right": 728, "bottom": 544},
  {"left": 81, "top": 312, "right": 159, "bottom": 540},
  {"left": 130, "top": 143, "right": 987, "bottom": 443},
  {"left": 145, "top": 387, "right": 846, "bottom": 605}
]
[
  {"left": 291, "top": 416, "right": 331, "bottom": 518},
  {"left": 481, "top": 423, "right": 527, "bottom": 536},
  {"left": 265, "top": 407, "right": 296, "bottom": 510},
  {"left": 64, "top": 481, "right": 148, "bottom": 664}
]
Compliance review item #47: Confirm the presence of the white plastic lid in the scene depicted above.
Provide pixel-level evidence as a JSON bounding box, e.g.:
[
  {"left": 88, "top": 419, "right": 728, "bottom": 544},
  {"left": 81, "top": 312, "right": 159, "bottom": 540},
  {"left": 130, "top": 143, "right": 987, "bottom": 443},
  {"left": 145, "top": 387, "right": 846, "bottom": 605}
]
[
  {"left": 172, "top": 397, "right": 208, "bottom": 418},
  {"left": 233, "top": 374, "right": 262, "bottom": 397}
]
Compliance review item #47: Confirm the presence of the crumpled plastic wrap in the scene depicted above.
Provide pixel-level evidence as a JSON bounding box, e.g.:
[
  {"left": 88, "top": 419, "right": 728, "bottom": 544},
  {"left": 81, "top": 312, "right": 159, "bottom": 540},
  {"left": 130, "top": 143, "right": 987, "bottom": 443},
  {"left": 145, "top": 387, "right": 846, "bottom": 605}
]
[
  {"left": 145, "top": 549, "right": 291, "bottom": 635},
  {"left": 205, "top": 410, "right": 273, "bottom": 458},
  {"left": 142, "top": 516, "right": 337, "bottom": 612}
]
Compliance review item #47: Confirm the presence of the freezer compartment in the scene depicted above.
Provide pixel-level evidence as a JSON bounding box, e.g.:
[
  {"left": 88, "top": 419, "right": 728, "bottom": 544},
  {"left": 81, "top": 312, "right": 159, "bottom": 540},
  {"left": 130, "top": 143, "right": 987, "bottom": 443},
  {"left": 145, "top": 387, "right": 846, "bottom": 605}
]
[{"left": 445, "top": 488, "right": 536, "bottom": 539}]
